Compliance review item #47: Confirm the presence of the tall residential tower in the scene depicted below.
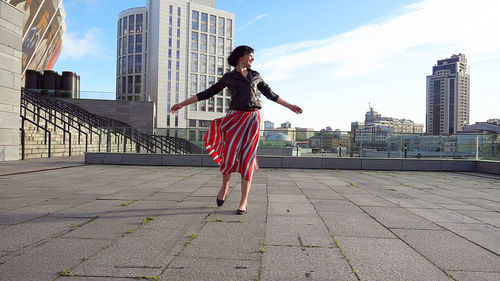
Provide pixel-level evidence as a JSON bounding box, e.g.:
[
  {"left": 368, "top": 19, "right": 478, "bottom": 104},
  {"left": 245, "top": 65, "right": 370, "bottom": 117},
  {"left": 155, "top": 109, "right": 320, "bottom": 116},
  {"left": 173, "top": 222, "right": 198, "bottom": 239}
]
[
  {"left": 426, "top": 54, "right": 470, "bottom": 135},
  {"left": 117, "top": 0, "right": 234, "bottom": 131}
]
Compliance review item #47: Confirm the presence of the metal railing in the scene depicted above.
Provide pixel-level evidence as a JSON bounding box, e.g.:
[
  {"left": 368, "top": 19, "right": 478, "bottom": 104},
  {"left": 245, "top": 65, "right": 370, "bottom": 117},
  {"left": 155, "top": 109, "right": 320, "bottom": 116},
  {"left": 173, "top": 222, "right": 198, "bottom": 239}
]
[{"left": 20, "top": 89, "right": 201, "bottom": 157}]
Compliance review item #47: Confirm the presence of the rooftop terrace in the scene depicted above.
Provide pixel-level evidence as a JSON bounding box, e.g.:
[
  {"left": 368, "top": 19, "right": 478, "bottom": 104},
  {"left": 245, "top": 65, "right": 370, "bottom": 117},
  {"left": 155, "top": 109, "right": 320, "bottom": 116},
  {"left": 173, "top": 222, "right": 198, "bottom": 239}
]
[{"left": 0, "top": 157, "right": 499, "bottom": 280}]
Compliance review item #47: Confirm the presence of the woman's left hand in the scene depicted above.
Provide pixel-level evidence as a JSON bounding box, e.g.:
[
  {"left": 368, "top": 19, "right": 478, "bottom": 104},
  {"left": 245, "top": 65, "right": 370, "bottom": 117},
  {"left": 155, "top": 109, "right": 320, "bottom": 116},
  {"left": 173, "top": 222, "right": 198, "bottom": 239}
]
[{"left": 289, "top": 104, "right": 303, "bottom": 114}]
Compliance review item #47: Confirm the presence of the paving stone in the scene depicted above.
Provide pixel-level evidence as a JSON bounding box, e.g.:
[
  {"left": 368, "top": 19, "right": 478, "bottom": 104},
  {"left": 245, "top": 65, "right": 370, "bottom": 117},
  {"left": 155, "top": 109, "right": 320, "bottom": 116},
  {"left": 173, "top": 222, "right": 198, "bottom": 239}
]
[
  {"left": 0, "top": 217, "right": 89, "bottom": 251},
  {"left": 407, "top": 208, "right": 481, "bottom": 224},
  {"left": 162, "top": 257, "right": 259, "bottom": 281},
  {"left": 337, "top": 237, "right": 453, "bottom": 281},
  {"left": 73, "top": 228, "right": 184, "bottom": 276},
  {"left": 384, "top": 197, "right": 441, "bottom": 208},
  {"left": 49, "top": 200, "right": 127, "bottom": 218},
  {"left": 0, "top": 204, "right": 73, "bottom": 225},
  {"left": 301, "top": 188, "right": 343, "bottom": 199},
  {"left": 266, "top": 215, "right": 335, "bottom": 247},
  {"left": 436, "top": 222, "right": 500, "bottom": 255},
  {"left": 311, "top": 199, "right": 364, "bottom": 213},
  {"left": 269, "top": 194, "right": 309, "bottom": 204},
  {"left": 320, "top": 211, "right": 395, "bottom": 238},
  {"left": 268, "top": 202, "right": 317, "bottom": 217},
  {"left": 180, "top": 222, "right": 264, "bottom": 261},
  {"left": 0, "top": 198, "right": 47, "bottom": 210},
  {"left": 361, "top": 206, "right": 443, "bottom": 230},
  {"left": 0, "top": 238, "right": 109, "bottom": 281},
  {"left": 393, "top": 229, "right": 500, "bottom": 271},
  {"left": 343, "top": 193, "right": 396, "bottom": 207},
  {"left": 145, "top": 192, "right": 191, "bottom": 201},
  {"left": 261, "top": 245, "right": 357, "bottom": 281},
  {"left": 447, "top": 271, "right": 500, "bottom": 281}
]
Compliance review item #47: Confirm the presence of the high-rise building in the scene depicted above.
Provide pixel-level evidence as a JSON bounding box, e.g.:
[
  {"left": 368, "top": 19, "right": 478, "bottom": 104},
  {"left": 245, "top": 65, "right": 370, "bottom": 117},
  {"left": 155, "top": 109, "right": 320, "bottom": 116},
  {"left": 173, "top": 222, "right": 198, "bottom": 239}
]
[
  {"left": 116, "top": 0, "right": 234, "bottom": 129},
  {"left": 426, "top": 54, "right": 470, "bottom": 135}
]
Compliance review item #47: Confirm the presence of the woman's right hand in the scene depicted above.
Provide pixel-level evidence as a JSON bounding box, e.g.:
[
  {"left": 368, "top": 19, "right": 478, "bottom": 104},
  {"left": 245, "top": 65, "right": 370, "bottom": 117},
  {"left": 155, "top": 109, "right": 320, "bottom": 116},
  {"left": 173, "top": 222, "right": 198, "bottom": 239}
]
[{"left": 170, "top": 104, "right": 183, "bottom": 113}]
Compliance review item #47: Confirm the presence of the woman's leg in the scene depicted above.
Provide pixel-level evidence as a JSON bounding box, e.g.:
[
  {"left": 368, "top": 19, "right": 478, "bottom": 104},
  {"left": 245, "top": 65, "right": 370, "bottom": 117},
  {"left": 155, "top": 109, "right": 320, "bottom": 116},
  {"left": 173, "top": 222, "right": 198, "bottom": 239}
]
[
  {"left": 239, "top": 177, "right": 252, "bottom": 211},
  {"left": 217, "top": 173, "right": 231, "bottom": 200}
]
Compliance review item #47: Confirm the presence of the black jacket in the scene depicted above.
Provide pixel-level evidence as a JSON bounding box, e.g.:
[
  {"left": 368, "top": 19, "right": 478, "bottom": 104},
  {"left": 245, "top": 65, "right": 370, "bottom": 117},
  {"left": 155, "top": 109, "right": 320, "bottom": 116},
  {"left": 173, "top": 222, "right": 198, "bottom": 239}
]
[{"left": 196, "top": 68, "right": 279, "bottom": 110}]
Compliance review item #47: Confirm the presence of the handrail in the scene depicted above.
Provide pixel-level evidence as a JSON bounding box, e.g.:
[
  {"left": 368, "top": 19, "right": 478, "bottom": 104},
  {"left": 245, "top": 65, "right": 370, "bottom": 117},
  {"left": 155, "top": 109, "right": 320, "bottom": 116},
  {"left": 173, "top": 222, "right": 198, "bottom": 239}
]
[
  {"left": 20, "top": 116, "right": 51, "bottom": 159},
  {"left": 21, "top": 89, "right": 203, "bottom": 155},
  {"left": 21, "top": 103, "right": 73, "bottom": 156}
]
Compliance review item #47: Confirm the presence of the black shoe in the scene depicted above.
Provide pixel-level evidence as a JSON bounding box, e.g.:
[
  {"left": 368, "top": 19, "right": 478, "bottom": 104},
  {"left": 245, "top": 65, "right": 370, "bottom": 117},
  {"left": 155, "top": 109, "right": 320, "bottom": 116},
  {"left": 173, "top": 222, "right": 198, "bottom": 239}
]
[
  {"left": 236, "top": 209, "right": 247, "bottom": 215},
  {"left": 216, "top": 197, "right": 225, "bottom": 207}
]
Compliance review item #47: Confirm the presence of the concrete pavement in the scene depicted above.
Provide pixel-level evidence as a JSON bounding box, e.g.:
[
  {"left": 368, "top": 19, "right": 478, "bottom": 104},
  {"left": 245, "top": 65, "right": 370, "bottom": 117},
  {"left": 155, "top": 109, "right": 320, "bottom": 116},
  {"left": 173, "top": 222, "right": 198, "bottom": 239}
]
[{"left": 0, "top": 158, "right": 499, "bottom": 280}]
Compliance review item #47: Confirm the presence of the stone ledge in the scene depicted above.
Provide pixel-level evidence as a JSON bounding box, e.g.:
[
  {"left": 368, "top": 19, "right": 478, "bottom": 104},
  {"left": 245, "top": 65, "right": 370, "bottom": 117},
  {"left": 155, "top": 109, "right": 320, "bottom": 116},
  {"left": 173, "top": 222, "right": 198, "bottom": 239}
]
[{"left": 84, "top": 153, "right": 498, "bottom": 175}]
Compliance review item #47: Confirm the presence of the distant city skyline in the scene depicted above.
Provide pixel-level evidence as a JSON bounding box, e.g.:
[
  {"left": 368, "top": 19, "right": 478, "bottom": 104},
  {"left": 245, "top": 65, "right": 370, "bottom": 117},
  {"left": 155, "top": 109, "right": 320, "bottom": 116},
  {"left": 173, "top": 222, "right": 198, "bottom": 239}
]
[{"left": 54, "top": 0, "right": 500, "bottom": 130}]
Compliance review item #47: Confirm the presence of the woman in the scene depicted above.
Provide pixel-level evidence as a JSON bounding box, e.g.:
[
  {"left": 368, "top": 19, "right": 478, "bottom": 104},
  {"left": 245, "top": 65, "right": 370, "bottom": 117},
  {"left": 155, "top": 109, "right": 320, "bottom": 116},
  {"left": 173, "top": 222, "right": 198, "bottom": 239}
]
[{"left": 170, "top": 45, "right": 302, "bottom": 214}]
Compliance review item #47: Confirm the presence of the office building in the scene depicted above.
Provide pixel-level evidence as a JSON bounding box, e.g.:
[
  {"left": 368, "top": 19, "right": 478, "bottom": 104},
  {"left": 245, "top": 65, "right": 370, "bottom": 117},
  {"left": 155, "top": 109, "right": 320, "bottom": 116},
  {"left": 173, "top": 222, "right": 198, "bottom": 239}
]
[
  {"left": 116, "top": 0, "right": 234, "bottom": 129},
  {"left": 426, "top": 54, "right": 470, "bottom": 135}
]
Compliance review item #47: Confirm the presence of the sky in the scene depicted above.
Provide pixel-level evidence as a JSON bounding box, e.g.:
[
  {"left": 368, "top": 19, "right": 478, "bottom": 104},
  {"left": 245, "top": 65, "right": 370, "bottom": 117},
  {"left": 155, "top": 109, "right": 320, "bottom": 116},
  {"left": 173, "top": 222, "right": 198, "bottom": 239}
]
[{"left": 54, "top": 0, "right": 500, "bottom": 131}]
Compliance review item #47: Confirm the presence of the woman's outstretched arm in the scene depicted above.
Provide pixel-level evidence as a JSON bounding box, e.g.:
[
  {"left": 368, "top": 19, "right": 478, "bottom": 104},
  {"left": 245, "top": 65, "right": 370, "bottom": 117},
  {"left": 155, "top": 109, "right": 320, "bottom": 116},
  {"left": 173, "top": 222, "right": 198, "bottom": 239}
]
[
  {"left": 170, "top": 95, "right": 198, "bottom": 113},
  {"left": 276, "top": 96, "right": 303, "bottom": 114}
]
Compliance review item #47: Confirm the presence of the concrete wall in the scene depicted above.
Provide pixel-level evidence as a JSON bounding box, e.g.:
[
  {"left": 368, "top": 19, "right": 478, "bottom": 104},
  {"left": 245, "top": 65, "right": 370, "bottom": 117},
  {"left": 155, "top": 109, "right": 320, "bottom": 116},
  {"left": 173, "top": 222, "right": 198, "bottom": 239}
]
[
  {"left": 59, "top": 98, "right": 154, "bottom": 129},
  {"left": 0, "top": 2, "right": 23, "bottom": 161},
  {"left": 84, "top": 153, "right": 499, "bottom": 175}
]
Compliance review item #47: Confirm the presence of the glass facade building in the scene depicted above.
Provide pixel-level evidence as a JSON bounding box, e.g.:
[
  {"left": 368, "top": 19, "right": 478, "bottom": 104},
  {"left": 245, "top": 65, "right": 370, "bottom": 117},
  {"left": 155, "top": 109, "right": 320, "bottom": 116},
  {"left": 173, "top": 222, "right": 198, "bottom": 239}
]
[
  {"left": 426, "top": 54, "right": 470, "bottom": 135},
  {"left": 116, "top": 0, "right": 234, "bottom": 130}
]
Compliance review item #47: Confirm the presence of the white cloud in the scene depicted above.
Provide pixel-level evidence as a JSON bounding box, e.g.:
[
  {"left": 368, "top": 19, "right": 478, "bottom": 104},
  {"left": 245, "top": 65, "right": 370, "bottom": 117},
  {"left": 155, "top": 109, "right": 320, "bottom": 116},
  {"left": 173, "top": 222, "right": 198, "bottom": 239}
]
[
  {"left": 59, "top": 29, "right": 106, "bottom": 61},
  {"left": 237, "top": 13, "right": 268, "bottom": 32},
  {"left": 254, "top": 0, "right": 500, "bottom": 130}
]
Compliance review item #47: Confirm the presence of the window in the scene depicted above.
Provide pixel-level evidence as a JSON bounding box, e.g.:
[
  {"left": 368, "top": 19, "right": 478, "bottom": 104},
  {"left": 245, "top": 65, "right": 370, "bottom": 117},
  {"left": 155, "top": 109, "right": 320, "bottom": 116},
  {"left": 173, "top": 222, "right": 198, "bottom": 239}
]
[
  {"left": 177, "top": 29, "right": 180, "bottom": 37},
  {"left": 208, "top": 97, "right": 215, "bottom": 112},
  {"left": 117, "top": 58, "right": 121, "bottom": 75},
  {"left": 118, "top": 38, "right": 122, "bottom": 56},
  {"left": 217, "top": 98, "right": 223, "bottom": 112},
  {"left": 191, "top": 53, "right": 198, "bottom": 72},
  {"left": 201, "top": 13, "right": 208, "bottom": 32},
  {"left": 191, "top": 74, "right": 197, "bottom": 93},
  {"left": 169, "top": 38, "right": 172, "bottom": 47},
  {"left": 128, "top": 35, "right": 134, "bottom": 53},
  {"left": 200, "top": 54, "right": 207, "bottom": 73},
  {"left": 178, "top": 7, "right": 181, "bottom": 16},
  {"left": 122, "top": 56, "right": 127, "bottom": 74},
  {"left": 123, "top": 36, "right": 128, "bottom": 55},
  {"left": 199, "top": 120, "right": 211, "bottom": 127},
  {"left": 189, "top": 130, "right": 196, "bottom": 140},
  {"left": 135, "top": 75, "right": 141, "bottom": 93},
  {"left": 135, "top": 55, "right": 142, "bottom": 73},
  {"left": 218, "top": 17, "right": 225, "bottom": 36},
  {"left": 177, "top": 39, "right": 180, "bottom": 48},
  {"left": 209, "top": 56, "right": 215, "bottom": 75},
  {"left": 217, "top": 37, "right": 224, "bottom": 55},
  {"left": 217, "top": 57, "right": 224, "bottom": 75},
  {"left": 121, "top": 77, "right": 126, "bottom": 93},
  {"left": 209, "top": 35, "right": 216, "bottom": 54},
  {"left": 123, "top": 17, "right": 128, "bottom": 35},
  {"left": 135, "top": 34, "right": 142, "bottom": 52},
  {"left": 210, "top": 15, "right": 216, "bottom": 34},
  {"left": 136, "top": 14, "right": 143, "bottom": 32},
  {"left": 128, "top": 55, "right": 133, "bottom": 74},
  {"left": 169, "top": 16, "right": 172, "bottom": 25},
  {"left": 169, "top": 5, "right": 173, "bottom": 14},
  {"left": 118, "top": 19, "right": 122, "bottom": 37},
  {"left": 129, "top": 15, "right": 135, "bottom": 33},
  {"left": 208, "top": 76, "right": 215, "bottom": 86},
  {"left": 189, "top": 120, "right": 197, "bottom": 127},
  {"left": 226, "top": 39, "right": 232, "bottom": 56},
  {"left": 200, "top": 33, "right": 207, "bottom": 52},
  {"left": 200, "top": 75, "right": 207, "bottom": 91},
  {"left": 200, "top": 100, "right": 206, "bottom": 111},
  {"left": 192, "top": 11, "right": 199, "bottom": 30},
  {"left": 177, "top": 17, "right": 180, "bottom": 27},
  {"left": 191, "top": 32, "right": 198, "bottom": 51},
  {"left": 169, "top": 27, "right": 172, "bottom": 36},
  {"left": 226, "top": 19, "right": 232, "bottom": 37},
  {"left": 127, "top": 75, "right": 133, "bottom": 93}
]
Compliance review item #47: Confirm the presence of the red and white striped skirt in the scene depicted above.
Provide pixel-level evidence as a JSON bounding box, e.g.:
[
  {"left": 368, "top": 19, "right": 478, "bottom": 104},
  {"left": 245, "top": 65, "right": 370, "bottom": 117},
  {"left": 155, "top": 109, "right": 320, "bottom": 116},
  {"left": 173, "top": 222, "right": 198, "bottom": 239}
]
[{"left": 204, "top": 109, "right": 261, "bottom": 181}]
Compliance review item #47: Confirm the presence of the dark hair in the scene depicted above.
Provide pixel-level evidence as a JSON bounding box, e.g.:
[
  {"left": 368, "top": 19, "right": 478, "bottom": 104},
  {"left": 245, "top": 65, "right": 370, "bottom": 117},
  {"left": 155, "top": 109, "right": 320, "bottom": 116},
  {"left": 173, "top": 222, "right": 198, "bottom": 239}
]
[{"left": 227, "top": 45, "right": 254, "bottom": 67}]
